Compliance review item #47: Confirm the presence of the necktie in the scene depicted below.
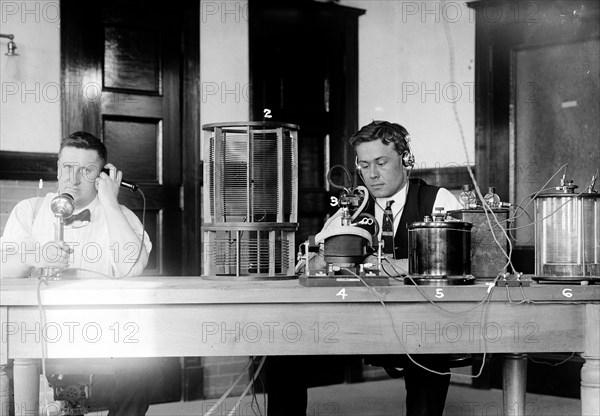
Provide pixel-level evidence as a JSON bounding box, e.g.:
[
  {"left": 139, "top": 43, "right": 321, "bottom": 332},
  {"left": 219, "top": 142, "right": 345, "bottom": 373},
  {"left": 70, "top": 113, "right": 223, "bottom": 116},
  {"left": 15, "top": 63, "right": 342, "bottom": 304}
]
[
  {"left": 64, "top": 209, "right": 91, "bottom": 226},
  {"left": 382, "top": 200, "right": 395, "bottom": 256}
]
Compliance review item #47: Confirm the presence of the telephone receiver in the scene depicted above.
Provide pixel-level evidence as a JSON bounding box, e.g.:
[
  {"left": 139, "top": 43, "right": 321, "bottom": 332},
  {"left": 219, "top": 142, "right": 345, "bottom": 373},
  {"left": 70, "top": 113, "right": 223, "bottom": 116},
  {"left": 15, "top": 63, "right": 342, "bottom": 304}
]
[{"left": 101, "top": 168, "right": 139, "bottom": 192}]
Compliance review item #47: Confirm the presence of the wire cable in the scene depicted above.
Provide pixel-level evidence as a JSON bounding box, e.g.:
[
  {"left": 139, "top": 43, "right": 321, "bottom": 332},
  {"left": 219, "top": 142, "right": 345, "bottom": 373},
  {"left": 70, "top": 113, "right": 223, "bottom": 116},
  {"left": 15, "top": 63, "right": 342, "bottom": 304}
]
[
  {"left": 122, "top": 188, "right": 147, "bottom": 279},
  {"left": 203, "top": 358, "right": 255, "bottom": 416},
  {"left": 35, "top": 186, "right": 149, "bottom": 416},
  {"left": 441, "top": 0, "right": 518, "bottom": 277},
  {"left": 341, "top": 267, "right": 491, "bottom": 379},
  {"left": 227, "top": 356, "right": 267, "bottom": 416},
  {"left": 528, "top": 352, "right": 576, "bottom": 366},
  {"left": 37, "top": 277, "right": 53, "bottom": 416}
]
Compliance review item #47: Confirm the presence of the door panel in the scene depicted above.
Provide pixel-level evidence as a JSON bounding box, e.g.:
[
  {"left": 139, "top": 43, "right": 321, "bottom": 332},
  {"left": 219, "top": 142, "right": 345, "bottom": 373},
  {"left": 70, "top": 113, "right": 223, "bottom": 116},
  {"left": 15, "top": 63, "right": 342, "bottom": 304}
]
[
  {"left": 103, "top": 26, "right": 162, "bottom": 93},
  {"left": 61, "top": 0, "right": 182, "bottom": 276}
]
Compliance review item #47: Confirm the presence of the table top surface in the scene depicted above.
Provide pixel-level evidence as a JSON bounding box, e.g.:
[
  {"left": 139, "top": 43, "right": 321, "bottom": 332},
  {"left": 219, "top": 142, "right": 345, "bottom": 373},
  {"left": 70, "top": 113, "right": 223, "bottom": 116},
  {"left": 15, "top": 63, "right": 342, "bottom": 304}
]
[{"left": 1, "top": 275, "right": 598, "bottom": 306}]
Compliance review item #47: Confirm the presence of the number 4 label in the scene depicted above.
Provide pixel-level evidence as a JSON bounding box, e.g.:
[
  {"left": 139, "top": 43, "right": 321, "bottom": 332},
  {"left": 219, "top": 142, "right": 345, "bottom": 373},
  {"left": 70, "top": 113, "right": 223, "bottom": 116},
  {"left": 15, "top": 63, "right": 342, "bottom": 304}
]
[{"left": 336, "top": 288, "right": 348, "bottom": 300}]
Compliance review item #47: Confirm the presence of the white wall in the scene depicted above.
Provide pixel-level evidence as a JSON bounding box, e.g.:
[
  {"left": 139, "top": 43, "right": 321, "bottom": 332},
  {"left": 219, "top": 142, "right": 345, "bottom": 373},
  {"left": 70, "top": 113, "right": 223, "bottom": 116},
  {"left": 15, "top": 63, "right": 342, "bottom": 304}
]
[
  {"left": 0, "top": 0, "right": 251, "bottom": 155},
  {"left": 1, "top": 0, "right": 473, "bottom": 168},
  {"left": 341, "top": 0, "right": 476, "bottom": 168},
  {"left": 199, "top": 0, "right": 249, "bottom": 134},
  {"left": 0, "top": 0, "right": 61, "bottom": 153}
]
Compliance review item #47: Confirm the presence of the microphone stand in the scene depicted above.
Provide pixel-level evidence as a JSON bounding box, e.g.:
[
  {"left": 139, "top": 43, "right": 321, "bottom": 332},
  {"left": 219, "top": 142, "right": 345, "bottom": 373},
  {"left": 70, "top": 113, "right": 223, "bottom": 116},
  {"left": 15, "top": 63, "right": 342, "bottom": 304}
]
[{"left": 41, "top": 194, "right": 75, "bottom": 279}]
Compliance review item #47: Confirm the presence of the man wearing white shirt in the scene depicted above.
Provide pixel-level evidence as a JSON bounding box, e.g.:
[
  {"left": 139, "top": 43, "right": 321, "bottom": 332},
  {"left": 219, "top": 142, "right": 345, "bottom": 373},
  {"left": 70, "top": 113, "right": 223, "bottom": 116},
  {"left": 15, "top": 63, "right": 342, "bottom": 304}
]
[
  {"left": 353, "top": 121, "right": 462, "bottom": 277},
  {"left": 2, "top": 132, "right": 151, "bottom": 278},
  {"left": 1, "top": 131, "right": 157, "bottom": 415},
  {"left": 267, "top": 121, "right": 461, "bottom": 416}
]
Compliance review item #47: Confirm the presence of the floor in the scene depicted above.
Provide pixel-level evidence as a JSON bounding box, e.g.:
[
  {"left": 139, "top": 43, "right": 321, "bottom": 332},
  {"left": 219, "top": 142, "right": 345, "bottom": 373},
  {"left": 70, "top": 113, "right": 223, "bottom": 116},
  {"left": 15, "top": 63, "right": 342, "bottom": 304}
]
[
  {"left": 145, "top": 378, "right": 581, "bottom": 416},
  {"left": 38, "top": 376, "right": 581, "bottom": 416}
]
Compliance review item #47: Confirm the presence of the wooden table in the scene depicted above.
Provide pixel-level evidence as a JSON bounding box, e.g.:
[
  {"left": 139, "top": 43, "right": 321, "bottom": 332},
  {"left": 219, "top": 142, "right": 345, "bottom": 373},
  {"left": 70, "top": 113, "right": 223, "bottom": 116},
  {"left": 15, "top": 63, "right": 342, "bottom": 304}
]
[{"left": 1, "top": 276, "right": 598, "bottom": 416}]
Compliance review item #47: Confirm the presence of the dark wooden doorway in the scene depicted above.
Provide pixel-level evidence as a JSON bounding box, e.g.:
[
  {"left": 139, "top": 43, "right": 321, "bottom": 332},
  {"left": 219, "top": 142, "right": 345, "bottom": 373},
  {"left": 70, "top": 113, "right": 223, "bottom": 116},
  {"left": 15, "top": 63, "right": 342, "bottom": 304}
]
[
  {"left": 61, "top": 0, "right": 201, "bottom": 276},
  {"left": 249, "top": 0, "right": 366, "bottom": 387},
  {"left": 60, "top": 0, "right": 201, "bottom": 403},
  {"left": 249, "top": 0, "right": 364, "bottom": 246}
]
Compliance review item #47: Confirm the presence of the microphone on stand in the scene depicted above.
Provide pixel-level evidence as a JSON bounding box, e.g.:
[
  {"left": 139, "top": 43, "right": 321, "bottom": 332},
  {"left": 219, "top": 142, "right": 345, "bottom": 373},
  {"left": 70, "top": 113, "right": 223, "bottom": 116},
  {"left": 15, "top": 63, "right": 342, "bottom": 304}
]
[
  {"left": 50, "top": 193, "right": 75, "bottom": 240},
  {"left": 41, "top": 193, "right": 75, "bottom": 279}
]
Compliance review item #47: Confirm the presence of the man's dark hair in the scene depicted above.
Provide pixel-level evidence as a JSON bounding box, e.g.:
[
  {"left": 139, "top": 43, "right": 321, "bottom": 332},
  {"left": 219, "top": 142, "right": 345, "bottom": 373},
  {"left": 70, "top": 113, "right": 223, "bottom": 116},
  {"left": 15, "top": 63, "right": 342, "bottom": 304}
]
[
  {"left": 59, "top": 131, "right": 107, "bottom": 166},
  {"left": 349, "top": 120, "right": 410, "bottom": 155}
]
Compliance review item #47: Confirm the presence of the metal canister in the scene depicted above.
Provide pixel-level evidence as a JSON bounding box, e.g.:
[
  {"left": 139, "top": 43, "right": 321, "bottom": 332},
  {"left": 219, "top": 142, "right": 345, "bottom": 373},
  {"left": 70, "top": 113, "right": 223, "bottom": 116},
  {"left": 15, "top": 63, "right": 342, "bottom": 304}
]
[{"left": 407, "top": 218, "right": 473, "bottom": 285}]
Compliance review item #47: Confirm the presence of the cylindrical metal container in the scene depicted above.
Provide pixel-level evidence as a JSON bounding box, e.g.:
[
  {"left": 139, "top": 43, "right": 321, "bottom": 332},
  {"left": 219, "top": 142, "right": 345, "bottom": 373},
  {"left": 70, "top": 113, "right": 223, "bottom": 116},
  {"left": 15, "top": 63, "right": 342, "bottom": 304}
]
[
  {"left": 534, "top": 190, "right": 600, "bottom": 280},
  {"left": 407, "top": 219, "right": 473, "bottom": 284},
  {"left": 324, "top": 234, "right": 367, "bottom": 265}
]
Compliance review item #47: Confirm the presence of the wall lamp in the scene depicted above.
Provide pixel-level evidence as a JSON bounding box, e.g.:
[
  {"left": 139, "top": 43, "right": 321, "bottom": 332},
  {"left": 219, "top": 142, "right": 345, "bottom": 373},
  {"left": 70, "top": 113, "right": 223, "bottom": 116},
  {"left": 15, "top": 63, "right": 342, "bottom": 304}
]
[{"left": 0, "top": 34, "right": 18, "bottom": 56}]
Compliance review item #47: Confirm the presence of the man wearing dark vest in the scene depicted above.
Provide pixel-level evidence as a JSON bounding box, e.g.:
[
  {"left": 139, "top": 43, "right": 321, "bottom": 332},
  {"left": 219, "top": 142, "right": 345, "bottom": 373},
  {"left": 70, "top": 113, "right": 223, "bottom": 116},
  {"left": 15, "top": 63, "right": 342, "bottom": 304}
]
[{"left": 266, "top": 121, "right": 462, "bottom": 416}]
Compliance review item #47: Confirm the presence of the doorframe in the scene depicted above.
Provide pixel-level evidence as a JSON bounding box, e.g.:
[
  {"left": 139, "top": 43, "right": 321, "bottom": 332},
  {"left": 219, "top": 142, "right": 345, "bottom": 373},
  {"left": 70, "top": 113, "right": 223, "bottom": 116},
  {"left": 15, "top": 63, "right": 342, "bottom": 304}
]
[{"left": 181, "top": 2, "right": 201, "bottom": 276}]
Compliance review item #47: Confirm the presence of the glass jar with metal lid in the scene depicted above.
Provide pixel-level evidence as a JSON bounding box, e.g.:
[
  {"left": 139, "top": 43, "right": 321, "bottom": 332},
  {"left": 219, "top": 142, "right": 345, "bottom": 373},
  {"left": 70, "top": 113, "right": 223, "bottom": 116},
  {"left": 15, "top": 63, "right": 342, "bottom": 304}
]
[{"left": 534, "top": 179, "right": 599, "bottom": 281}]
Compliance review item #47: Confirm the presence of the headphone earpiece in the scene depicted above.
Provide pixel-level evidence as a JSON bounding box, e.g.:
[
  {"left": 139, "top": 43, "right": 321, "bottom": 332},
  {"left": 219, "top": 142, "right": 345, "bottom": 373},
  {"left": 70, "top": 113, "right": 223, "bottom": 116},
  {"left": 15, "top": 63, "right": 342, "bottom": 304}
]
[
  {"left": 402, "top": 134, "right": 415, "bottom": 168},
  {"left": 402, "top": 151, "right": 415, "bottom": 168}
]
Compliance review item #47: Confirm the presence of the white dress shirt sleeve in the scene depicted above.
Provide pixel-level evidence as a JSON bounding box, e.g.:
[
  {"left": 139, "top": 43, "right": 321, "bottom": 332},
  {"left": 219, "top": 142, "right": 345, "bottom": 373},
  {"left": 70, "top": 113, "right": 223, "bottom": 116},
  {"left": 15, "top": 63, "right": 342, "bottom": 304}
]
[{"left": 432, "top": 188, "right": 463, "bottom": 213}]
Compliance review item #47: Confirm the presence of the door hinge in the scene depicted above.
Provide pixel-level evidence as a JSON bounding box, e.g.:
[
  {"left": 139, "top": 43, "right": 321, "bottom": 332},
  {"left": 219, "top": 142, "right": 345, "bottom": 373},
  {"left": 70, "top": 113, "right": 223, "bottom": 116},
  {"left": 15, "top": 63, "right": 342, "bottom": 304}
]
[{"left": 179, "top": 184, "right": 185, "bottom": 211}]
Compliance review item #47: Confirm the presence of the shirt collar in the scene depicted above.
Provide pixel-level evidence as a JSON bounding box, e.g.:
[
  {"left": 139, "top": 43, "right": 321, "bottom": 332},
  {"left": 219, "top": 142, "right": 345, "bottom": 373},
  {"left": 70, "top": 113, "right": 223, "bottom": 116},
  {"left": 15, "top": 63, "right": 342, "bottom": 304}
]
[
  {"left": 73, "top": 195, "right": 99, "bottom": 215},
  {"left": 375, "top": 182, "right": 409, "bottom": 211}
]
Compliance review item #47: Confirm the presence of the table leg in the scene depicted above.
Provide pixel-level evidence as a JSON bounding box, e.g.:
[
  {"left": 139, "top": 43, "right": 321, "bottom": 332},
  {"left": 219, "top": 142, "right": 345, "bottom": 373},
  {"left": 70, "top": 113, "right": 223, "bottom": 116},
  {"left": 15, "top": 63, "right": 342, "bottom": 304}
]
[
  {"left": 1, "top": 306, "right": 10, "bottom": 416},
  {"left": 13, "top": 359, "right": 39, "bottom": 416},
  {"left": 0, "top": 365, "right": 10, "bottom": 416},
  {"left": 502, "top": 353, "right": 527, "bottom": 416},
  {"left": 581, "top": 304, "right": 600, "bottom": 416}
]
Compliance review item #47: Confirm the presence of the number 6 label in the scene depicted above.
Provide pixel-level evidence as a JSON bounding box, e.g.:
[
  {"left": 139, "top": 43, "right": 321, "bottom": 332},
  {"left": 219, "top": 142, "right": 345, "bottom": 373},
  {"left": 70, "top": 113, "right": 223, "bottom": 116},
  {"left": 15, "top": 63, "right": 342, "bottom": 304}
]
[{"left": 562, "top": 288, "right": 573, "bottom": 298}]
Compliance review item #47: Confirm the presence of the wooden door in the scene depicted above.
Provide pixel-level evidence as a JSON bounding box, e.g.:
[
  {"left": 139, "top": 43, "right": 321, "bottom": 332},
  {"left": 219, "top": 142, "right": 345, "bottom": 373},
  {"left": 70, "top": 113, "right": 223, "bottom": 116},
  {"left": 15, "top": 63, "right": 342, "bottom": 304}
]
[
  {"left": 61, "top": 0, "right": 183, "bottom": 275},
  {"left": 250, "top": 2, "right": 364, "bottom": 246},
  {"left": 511, "top": 38, "right": 600, "bottom": 242}
]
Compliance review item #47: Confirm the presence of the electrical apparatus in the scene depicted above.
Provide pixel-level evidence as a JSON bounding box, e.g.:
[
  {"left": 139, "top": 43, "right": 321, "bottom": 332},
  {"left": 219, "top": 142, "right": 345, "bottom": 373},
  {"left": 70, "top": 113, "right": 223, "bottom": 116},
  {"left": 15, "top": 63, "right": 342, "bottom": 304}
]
[
  {"left": 406, "top": 209, "right": 474, "bottom": 286},
  {"left": 298, "top": 167, "right": 387, "bottom": 287},
  {"left": 202, "top": 122, "right": 298, "bottom": 279},
  {"left": 41, "top": 193, "right": 75, "bottom": 279},
  {"left": 533, "top": 176, "right": 599, "bottom": 282},
  {"left": 448, "top": 208, "right": 510, "bottom": 280}
]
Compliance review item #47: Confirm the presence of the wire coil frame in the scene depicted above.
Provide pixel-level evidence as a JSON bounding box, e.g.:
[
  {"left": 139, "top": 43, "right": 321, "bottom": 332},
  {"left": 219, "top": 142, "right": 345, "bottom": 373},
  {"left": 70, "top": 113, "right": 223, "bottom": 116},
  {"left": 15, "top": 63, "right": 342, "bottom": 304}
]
[{"left": 202, "top": 122, "right": 299, "bottom": 279}]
